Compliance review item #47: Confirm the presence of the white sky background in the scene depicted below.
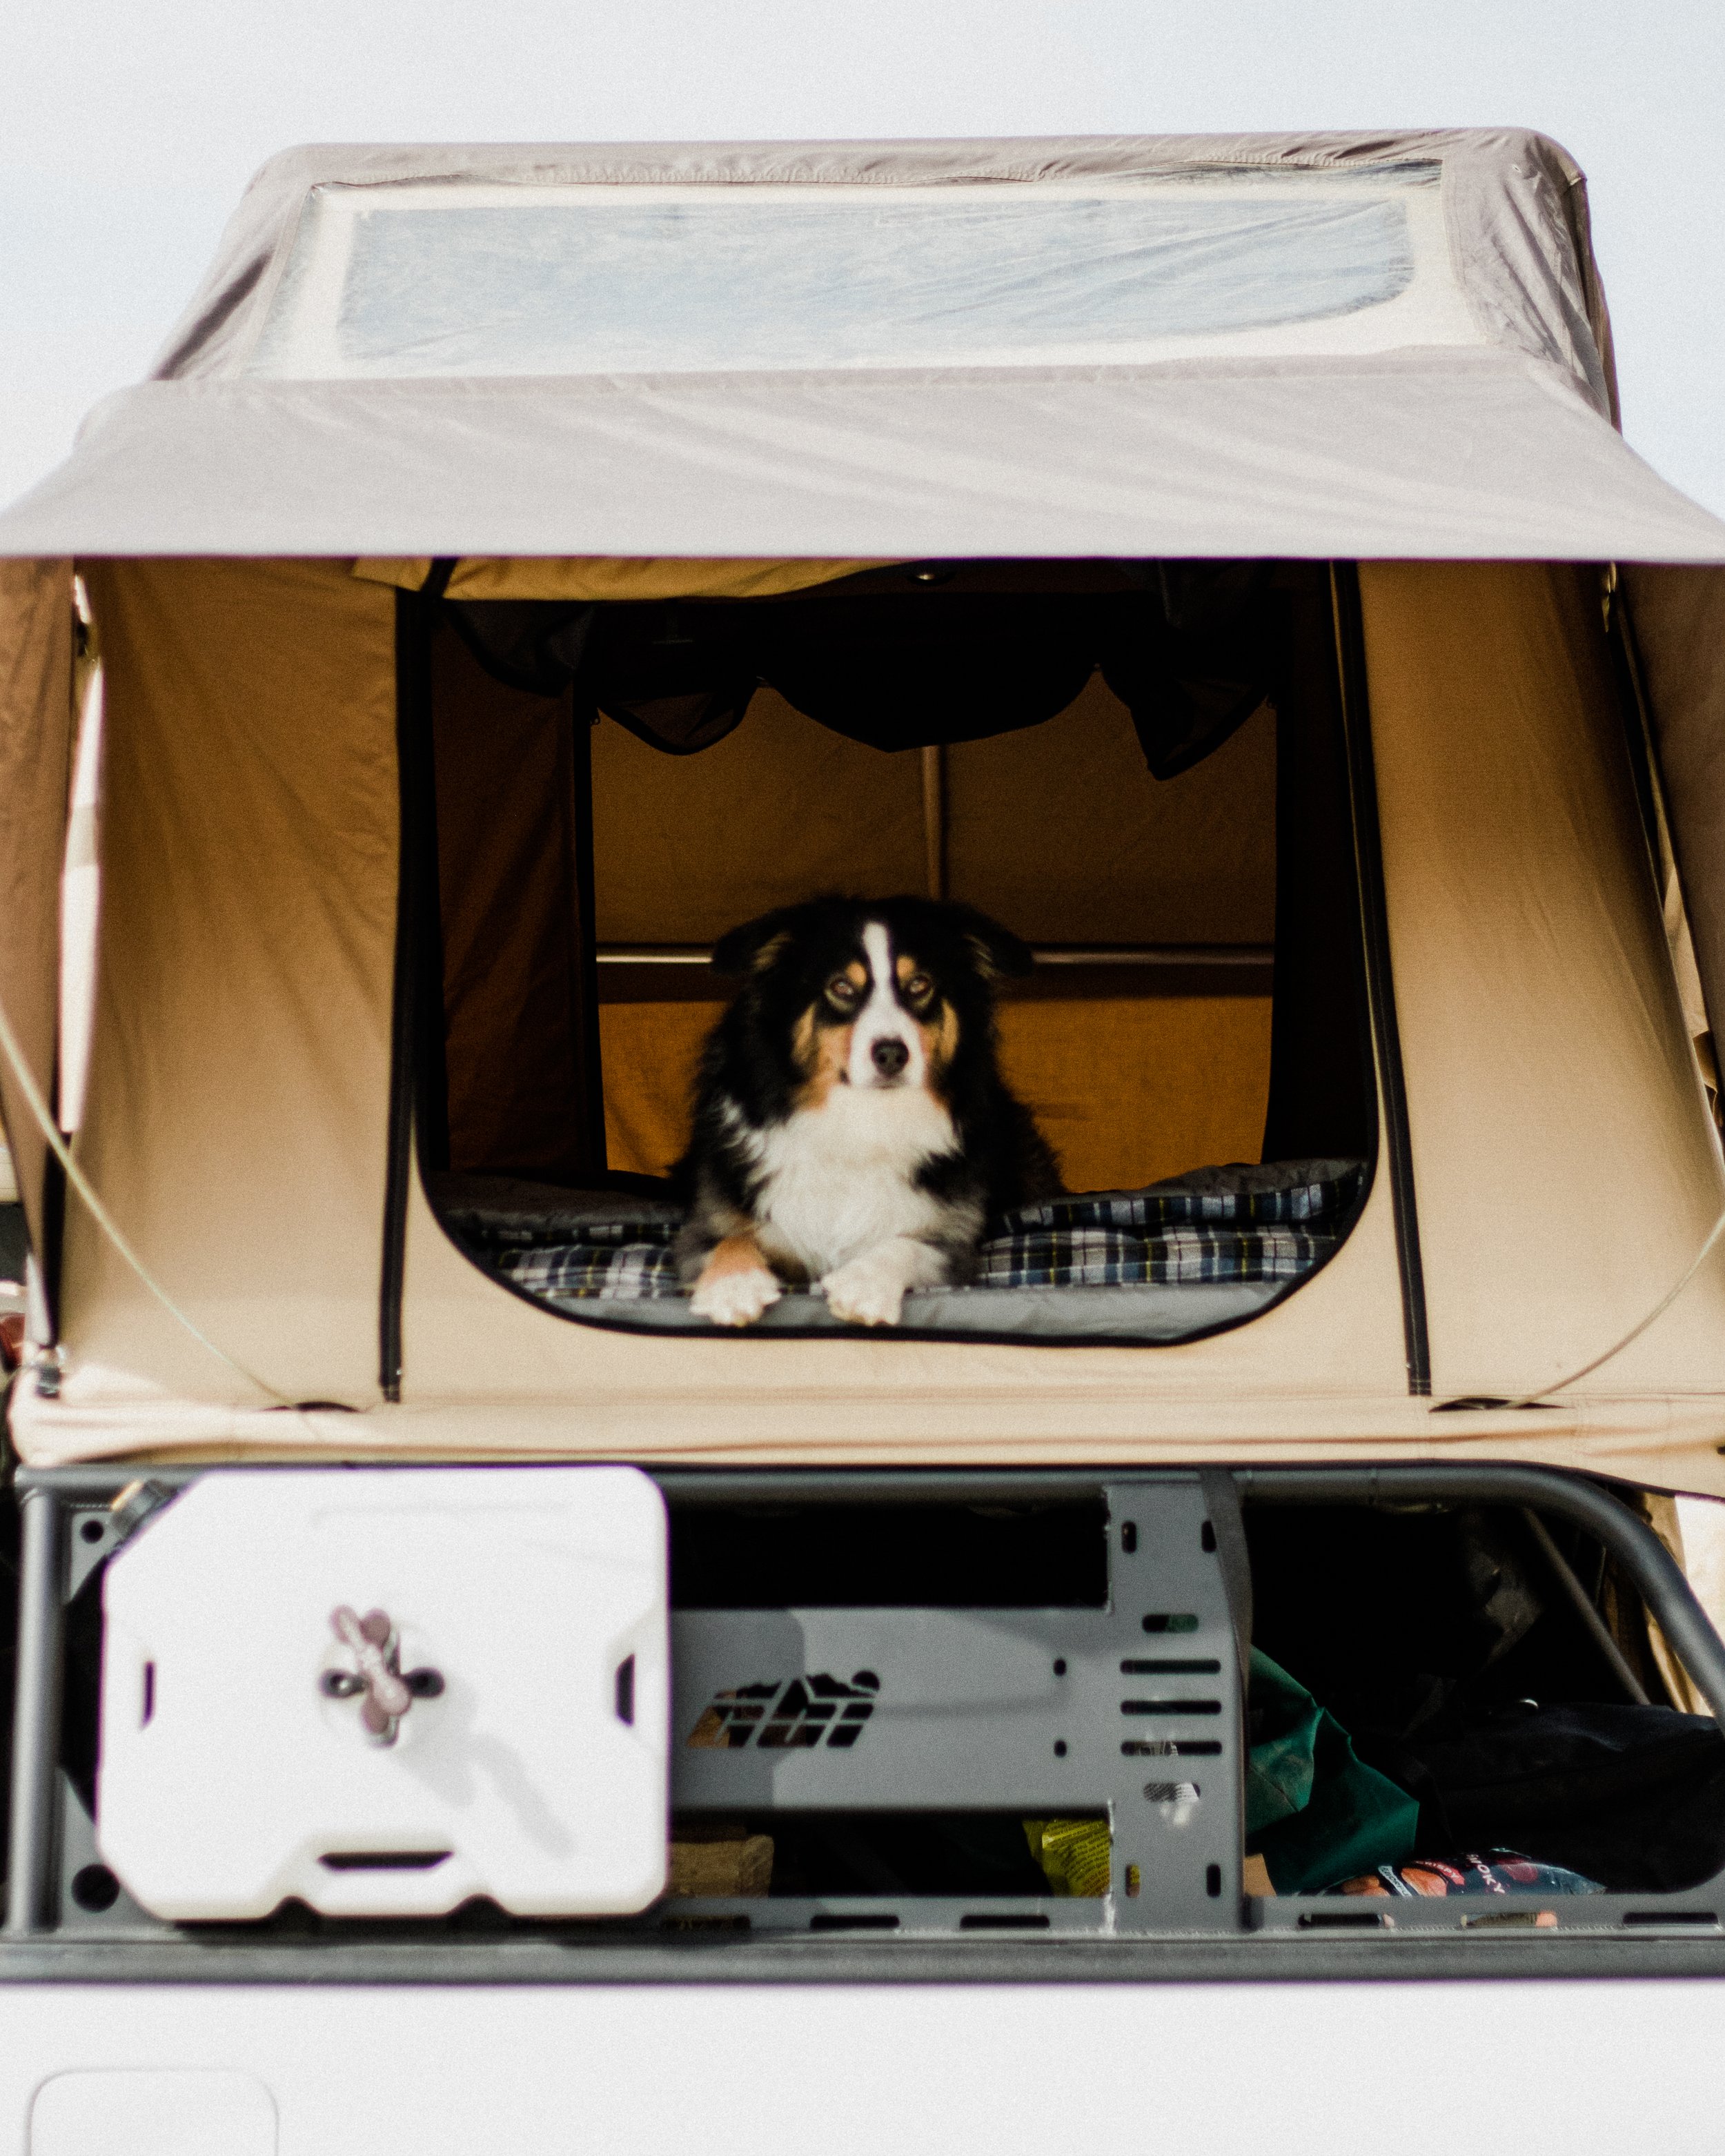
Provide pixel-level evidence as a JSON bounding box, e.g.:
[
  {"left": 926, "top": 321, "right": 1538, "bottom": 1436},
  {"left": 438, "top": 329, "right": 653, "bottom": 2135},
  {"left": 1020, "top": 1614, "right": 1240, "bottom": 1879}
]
[{"left": 0, "top": 0, "right": 1721, "bottom": 517}]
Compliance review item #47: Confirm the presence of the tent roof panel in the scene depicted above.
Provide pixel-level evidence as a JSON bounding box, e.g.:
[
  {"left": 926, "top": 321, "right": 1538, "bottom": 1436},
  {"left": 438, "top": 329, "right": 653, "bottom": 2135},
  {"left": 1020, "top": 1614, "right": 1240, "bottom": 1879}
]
[
  {"left": 4, "top": 354, "right": 1722, "bottom": 561},
  {"left": 244, "top": 171, "right": 1470, "bottom": 383},
  {"left": 8, "top": 128, "right": 1716, "bottom": 562},
  {"left": 144, "top": 131, "right": 1617, "bottom": 415}
]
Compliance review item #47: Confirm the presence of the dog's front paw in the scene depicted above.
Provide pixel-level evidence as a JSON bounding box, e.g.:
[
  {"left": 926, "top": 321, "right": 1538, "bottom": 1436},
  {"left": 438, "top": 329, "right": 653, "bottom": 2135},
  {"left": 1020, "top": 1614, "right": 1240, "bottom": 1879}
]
[
  {"left": 692, "top": 1263, "right": 782, "bottom": 1328},
  {"left": 821, "top": 1249, "right": 911, "bottom": 1327}
]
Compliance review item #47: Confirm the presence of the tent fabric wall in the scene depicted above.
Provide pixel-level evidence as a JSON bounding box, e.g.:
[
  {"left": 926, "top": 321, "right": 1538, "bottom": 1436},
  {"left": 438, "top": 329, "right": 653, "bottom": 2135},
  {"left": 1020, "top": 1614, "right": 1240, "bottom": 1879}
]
[
  {"left": 16, "top": 557, "right": 1725, "bottom": 1490},
  {"left": 1361, "top": 560, "right": 1725, "bottom": 1401},
  {"left": 389, "top": 1151, "right": 1414, "bottom": 1458},
  {"left": 1622, "top": 563, "right": 1725, "bottom": 1058},
  {"left": 357, "top": 558, "right": 890, "bottom": 600},
  {"left": 0, "top": 559, "right": 74, "bottom": 1264},
  {"left": 62, "top": 559, "right": 399, "bottom": 1405}
]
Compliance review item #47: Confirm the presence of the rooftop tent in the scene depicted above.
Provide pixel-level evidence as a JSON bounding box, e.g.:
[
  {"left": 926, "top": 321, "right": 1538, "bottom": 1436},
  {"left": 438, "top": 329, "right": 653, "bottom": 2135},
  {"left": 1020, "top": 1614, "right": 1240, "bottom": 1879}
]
[{"left": 3, "top": 133, "right": 1725, "bottom": 1488}]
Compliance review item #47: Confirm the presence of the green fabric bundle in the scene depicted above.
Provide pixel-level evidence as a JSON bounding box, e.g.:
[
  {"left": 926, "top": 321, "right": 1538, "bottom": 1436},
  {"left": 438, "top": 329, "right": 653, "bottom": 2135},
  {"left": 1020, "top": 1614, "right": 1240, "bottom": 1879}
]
[{"left": 1245, "top": 1648, "right": 1418, "bottom": 1893}]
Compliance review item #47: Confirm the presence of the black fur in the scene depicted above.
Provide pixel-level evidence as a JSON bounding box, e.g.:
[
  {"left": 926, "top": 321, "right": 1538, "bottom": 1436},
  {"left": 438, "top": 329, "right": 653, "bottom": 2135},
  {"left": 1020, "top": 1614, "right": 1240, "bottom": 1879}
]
[{"left": 673, "top": 894, "right": 1061, "bottom": 1286}]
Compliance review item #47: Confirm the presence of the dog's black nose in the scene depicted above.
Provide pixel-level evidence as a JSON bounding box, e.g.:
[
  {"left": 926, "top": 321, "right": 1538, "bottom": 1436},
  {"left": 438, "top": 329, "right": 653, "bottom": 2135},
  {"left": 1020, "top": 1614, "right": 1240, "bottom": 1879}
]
[{"left": 871, "top": 1038, "right": 910, "bottom": 1078}]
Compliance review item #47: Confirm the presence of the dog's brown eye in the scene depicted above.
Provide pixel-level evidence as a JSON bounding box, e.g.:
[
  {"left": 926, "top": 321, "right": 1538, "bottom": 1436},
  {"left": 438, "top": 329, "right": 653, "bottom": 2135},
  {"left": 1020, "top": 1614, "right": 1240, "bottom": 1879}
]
[
  {"left": 827, "top": 976, "right": 860, "bottom": 1008},
  {"left": 905, "top": 973, "right": 934, "bottom": 1004}
]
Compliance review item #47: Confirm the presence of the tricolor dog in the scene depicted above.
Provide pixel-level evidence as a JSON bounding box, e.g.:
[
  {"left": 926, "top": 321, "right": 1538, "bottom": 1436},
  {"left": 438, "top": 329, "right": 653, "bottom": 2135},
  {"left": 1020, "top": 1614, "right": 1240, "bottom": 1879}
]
[{"left": 675, "top": 896, "right": 1061, "bottom": 1327}]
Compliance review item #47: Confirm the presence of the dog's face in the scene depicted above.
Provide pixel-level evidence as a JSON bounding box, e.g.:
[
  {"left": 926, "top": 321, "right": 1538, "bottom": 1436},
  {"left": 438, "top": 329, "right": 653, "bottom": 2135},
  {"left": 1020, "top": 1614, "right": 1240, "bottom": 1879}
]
[
  {"left": 802, "top": 918, "right": 956, "bottom": 1102},
  {"left": 711, "top": 896, "right": 1031, "bottom": 1115}
]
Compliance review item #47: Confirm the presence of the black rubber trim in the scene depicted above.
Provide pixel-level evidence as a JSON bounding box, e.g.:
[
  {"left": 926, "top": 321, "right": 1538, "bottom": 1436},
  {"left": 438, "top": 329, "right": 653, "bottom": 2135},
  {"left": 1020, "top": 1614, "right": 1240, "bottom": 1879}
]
[
  {"left": 380, "top": 562, "right": 455, "bottom": 1402},
  {"left": 1329, "top": 563, "right": 1430, "bottom": 1394}
]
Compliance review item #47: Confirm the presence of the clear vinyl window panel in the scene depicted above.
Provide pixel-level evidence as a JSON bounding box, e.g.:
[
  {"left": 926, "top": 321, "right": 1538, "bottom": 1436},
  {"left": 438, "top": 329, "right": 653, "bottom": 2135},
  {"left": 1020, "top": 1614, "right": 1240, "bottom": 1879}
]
[{"left": 245, "top": 168, "right": 1482, "bottom": 380}]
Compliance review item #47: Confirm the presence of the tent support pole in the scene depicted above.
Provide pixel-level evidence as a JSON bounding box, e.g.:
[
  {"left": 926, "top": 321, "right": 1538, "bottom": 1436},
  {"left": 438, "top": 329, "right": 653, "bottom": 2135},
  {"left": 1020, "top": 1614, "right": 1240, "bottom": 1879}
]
[
  {"left": 1329, "top": 562, "right": 1431, "bottom": 1396},
  {"left": 569, "top": 700, "right": 607, "bottom": 1175},
  {"left": 920, "top": 744, "right": 947, "bottom": 901},
  {"left": 380, "top": 561, "right": 455, "bottom": 1403},
  {"left": 4, "top": 1486, "right": 63, "bottom": 1935},
  {"left": 1519, "top": 1505, "right": 1651, "bottom": 1705}
]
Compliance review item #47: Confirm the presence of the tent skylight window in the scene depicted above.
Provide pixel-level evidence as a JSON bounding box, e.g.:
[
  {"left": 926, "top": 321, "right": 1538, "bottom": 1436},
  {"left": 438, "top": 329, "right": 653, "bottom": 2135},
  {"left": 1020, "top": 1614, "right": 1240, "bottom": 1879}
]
[{"left": 244, "top": 169, "right": 1481, "bottom": 381}]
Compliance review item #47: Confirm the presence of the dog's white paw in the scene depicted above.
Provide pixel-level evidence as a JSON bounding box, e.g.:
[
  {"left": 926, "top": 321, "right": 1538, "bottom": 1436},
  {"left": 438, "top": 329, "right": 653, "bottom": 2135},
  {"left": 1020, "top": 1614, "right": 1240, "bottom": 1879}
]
[
  {"left": 692, "top": 1264, "right": 782, "bottom": 1328},
  {"left": 821, "top": 1249, "right": 911, "bottom": 1327}
]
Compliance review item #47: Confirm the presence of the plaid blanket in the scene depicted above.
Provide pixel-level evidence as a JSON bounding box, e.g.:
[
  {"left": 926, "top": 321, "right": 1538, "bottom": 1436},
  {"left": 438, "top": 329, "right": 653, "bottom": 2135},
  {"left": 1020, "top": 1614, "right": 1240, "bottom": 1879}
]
[
  {"left": 1009, "top": 1162, "right": 1358, "bottom": 1232},
  {"left": 498, "top": 1227, "right": 683, "bottom": 1303},
  {"left": 484, "top": 1161, "right": 1363, "bottom": 1307},
  {"left": 972, "top": 1224, "right": 1332, "bottom": 1288}
]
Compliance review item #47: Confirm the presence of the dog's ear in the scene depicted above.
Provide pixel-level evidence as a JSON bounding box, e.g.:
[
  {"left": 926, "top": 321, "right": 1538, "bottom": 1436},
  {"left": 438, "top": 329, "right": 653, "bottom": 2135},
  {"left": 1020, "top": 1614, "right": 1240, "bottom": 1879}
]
[
  {"left": 951, "top": 906, "right": 1034, "bottom": 983},
  {"left": 711, "top": 909, "right": 796, "bottom": 979}
]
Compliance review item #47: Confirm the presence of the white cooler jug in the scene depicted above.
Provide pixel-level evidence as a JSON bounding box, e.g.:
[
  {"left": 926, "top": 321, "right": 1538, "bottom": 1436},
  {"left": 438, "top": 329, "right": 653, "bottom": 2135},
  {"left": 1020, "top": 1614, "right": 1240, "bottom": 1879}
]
[{"left": 96, "top": 1466, "right": 668, "bottom": 1919}]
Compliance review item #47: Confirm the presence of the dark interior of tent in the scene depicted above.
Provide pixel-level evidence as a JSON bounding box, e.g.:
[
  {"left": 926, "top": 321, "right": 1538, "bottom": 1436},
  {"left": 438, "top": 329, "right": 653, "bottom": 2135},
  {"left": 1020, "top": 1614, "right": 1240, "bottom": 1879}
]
[{"left": 410, "top": 557, "right": 1381, "bottom": 1341}]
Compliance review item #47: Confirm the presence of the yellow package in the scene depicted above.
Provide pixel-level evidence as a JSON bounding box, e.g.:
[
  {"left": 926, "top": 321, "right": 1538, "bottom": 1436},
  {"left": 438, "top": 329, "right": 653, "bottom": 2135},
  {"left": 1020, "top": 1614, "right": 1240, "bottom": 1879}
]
[{"left": 1023, "top": 1817, "right": 1111, "bottom": 1897}]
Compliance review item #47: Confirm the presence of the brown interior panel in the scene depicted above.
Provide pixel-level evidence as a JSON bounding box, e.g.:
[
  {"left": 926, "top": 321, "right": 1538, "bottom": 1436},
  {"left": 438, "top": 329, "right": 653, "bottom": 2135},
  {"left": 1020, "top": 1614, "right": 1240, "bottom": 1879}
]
[
  {"left": 945, "top": 684, "right": 1276, "bottom": 944},
  {"left": 592, "top": 676, "right": 1276, "bottom": 951},
  {"left": 598, "top": 977, "right": 1273, "bottom": 1190},
  {"left": 592, "top": 691, "right": 925, "bottom": 946},
  {"left": 431, "top": 622, "right": 602, "bottom": 1180}
]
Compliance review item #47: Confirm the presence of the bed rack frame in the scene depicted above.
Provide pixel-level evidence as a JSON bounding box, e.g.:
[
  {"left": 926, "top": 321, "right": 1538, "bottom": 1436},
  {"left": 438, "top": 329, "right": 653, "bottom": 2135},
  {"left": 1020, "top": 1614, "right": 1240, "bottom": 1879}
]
[{"left": 6, "top": 1461, "right": 1725, "bottom": 1982}]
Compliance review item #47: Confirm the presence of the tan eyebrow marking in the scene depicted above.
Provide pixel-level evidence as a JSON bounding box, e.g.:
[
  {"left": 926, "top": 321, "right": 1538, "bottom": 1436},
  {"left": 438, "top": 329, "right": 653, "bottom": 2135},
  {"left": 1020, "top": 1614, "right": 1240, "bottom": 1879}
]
[
  {"left": 750, "top": 932, "right": 790, "bottom": 973},
  {"left": 795, "top": 1009, "right": 852, "bottom": 1109},
  {"left": 792, "top": 1005, "right": 818, "bottom": 1074},
  {"left": 926, "top": 1002, "right": 960, "bottom": 1074}
]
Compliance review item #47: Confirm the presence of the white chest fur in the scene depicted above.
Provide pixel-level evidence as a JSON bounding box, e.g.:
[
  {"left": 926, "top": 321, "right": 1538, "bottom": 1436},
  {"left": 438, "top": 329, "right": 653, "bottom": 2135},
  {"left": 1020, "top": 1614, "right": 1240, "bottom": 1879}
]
[{"left": 742, "top": 1085, "right": 959, "bottom": 1278}]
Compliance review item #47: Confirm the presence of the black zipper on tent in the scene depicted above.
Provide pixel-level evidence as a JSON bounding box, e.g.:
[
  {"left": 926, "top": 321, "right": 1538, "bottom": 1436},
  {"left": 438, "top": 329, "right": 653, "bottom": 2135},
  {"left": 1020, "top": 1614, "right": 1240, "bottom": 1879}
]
[
  {"left": 1329, "top": 563, "right": 1431, "bottom": 1396},
  {"left": 30, "top": 1105, "right": 67, "bottom": 1385},
  {"left": 380, "top": 562, "right": 455, "bottom": 1403},
  {"left": 568, "top": 698, "right": 609, "bottom": 1175}
]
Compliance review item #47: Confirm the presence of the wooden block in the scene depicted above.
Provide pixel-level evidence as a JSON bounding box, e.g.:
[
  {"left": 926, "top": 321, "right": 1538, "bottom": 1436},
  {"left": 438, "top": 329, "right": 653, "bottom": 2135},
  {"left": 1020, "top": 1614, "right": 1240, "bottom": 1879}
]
[{"left": 667, "top": 1832, "right": 775, "bottom": 1898}]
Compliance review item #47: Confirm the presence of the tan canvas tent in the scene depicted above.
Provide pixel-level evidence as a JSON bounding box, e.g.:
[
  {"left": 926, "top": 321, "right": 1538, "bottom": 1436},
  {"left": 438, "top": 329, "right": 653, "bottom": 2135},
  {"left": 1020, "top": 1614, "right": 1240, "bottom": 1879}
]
[{"left": 6, "top": 130, "right": 1725, "bottom": 1493}]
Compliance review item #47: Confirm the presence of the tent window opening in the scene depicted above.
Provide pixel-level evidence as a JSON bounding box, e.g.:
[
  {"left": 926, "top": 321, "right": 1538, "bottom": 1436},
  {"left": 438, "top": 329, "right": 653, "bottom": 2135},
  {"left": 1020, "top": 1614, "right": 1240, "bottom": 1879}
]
[
  {"left": 415, "top": 558, "right": 1378, "bottom": 1347},
  {"left": 244, "top": 168, "right": 1482, "bottom": 382}
]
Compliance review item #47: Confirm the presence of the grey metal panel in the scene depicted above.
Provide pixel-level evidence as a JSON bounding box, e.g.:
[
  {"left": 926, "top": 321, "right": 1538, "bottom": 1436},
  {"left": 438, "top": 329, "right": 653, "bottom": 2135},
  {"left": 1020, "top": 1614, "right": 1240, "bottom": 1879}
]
[
  {"left": 670, "top": 1476, "right": 1244, "bottom": 1930},
  {"left": 672, "top": 1606, "right": 1130, "bottom": 1812},
  {"left": 54, "top": 1776, "right": 155, "bottom": 1936}
]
